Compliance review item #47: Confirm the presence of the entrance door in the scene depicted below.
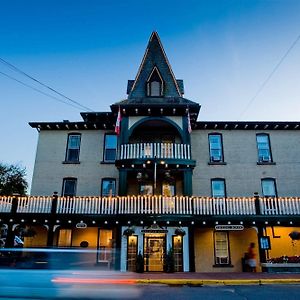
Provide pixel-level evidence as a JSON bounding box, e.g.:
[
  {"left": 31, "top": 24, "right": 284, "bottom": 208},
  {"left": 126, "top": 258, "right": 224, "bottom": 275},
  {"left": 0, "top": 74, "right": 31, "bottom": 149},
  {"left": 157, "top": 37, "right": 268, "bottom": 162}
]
[{"left": 144, "top": 235, "right": 166, "bottom": 272}]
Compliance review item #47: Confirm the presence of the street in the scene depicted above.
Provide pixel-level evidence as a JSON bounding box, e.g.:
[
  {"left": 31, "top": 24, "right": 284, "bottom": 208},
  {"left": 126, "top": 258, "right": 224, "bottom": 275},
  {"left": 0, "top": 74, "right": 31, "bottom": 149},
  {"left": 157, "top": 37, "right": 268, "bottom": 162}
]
[{"left": 0, "top": 269, "right": 300, "bottom": 299}]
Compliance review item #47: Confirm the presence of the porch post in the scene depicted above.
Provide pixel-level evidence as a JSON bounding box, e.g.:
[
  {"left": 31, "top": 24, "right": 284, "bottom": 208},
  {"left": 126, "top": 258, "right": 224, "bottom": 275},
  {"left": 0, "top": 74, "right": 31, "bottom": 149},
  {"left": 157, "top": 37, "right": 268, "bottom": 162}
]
[
  {"left": 5, "top": 194, "right": 18, "bottom": 248},
  {"left": 257, "top": 226, "right": 267, "bottom": 264},
  {"left": 183, "top": 169, "right": 193, "bottom": 196},
  {"left": 47, "top": 192, "right": 58, "bottom": 246},
  {"left": 118, "top": 169, "right": 128, "bottom": 196}
]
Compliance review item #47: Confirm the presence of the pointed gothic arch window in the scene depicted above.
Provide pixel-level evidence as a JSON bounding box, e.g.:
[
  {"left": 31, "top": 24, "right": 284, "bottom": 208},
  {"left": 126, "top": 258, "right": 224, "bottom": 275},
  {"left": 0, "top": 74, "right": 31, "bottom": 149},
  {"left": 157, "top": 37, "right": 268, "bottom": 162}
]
[{"left": 147, "top": 67, "right": 163, "bottom": 96}]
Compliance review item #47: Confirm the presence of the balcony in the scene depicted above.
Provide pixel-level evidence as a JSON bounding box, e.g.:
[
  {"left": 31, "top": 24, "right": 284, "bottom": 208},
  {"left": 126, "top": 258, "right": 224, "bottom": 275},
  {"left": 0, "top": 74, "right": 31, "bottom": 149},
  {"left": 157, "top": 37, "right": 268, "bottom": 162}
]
[
  {"left": 1, "top": 195, "right": 300, "bottom": 216},
  {"left": 118, "top": 143, "right": 191, "bottom": 160}
]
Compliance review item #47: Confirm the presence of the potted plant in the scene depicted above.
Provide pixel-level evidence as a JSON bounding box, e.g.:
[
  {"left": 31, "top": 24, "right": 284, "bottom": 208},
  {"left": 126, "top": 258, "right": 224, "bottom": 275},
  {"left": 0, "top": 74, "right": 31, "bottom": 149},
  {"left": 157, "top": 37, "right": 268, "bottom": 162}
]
[
  {"left": 136, "top": 251, "right": 144, "bottom": 273},
  {"left": 164, "top": 247, "right": 175, "bottom": 273}
]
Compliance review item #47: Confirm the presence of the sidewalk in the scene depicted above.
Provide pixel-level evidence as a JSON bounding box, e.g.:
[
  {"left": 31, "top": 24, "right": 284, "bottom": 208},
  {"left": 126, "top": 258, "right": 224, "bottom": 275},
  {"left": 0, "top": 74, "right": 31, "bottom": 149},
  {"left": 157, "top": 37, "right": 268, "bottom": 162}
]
[{"left": 116, "top": 272, "right": 300, "bottom": 285}]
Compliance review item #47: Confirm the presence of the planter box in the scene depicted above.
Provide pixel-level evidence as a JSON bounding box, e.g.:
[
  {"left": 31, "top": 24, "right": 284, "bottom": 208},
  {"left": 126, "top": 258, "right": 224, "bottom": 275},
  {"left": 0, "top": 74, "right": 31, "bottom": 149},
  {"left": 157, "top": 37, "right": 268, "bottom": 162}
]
[{"left": 261, "top": 263, "right": 300, "bottom": 273}]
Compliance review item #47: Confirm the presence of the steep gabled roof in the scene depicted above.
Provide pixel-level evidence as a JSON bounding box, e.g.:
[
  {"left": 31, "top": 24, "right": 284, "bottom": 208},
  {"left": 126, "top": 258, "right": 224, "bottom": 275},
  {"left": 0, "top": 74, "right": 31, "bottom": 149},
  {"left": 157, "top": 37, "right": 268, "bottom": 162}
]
[{"left": 128, "top": 31, "right": 182, "bottom": 98}]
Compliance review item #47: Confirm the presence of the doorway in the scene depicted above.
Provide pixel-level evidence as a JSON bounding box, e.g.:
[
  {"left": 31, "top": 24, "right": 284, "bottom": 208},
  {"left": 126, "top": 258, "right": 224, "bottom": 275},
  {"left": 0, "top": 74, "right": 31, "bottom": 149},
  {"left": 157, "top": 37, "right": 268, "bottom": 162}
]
[{"left": 144, "top": 234, "right": 166, "bottom": 272}]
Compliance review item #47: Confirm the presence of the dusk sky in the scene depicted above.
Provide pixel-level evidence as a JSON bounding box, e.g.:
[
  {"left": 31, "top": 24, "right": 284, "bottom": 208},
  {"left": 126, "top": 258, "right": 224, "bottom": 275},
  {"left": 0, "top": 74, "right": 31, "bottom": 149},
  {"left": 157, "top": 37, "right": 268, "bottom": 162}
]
[{"left": 1, "top": 0, "right": 300, "bottom": 192}]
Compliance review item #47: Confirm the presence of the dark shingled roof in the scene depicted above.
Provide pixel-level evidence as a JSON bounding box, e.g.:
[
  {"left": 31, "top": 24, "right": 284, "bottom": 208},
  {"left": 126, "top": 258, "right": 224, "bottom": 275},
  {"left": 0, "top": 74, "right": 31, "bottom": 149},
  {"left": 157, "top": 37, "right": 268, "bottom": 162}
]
[{"left": 127, "top": 32, "right": 182, "bottom": 99}]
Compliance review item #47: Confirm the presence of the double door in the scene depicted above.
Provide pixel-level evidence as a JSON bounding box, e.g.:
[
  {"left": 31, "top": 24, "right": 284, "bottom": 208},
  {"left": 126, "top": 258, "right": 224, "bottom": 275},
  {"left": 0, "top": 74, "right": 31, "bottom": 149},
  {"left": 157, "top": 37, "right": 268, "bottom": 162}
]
[{"left": 144, "top": 235, "right": 166, "bottom": 272}]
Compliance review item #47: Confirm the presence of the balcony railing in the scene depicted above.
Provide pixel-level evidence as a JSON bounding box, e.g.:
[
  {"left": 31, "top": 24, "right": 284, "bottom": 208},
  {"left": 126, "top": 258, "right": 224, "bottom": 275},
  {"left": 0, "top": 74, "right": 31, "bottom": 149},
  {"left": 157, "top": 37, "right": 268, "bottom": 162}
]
[
  {"left": 118, "top": 143, "right": 191, "bottom": 160},
  {"left": 1, "top": 195, "right": 300, "bottom": 216}
]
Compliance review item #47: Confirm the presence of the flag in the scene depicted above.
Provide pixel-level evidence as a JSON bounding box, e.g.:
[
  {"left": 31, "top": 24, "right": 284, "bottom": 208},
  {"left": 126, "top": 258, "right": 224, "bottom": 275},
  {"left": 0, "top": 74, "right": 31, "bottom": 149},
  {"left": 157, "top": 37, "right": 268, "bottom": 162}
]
[
  {"left": 187, "top": 110, "right": 192, "bottom": 133},
  {"left": 115, "top": 106, "right": 122, "bottom": 135}
]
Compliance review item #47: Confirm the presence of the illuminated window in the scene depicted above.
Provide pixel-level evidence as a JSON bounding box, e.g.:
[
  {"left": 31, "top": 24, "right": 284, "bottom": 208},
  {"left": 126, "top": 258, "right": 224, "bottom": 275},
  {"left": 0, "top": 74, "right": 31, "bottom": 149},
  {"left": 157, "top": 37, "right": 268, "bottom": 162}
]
[
  {"left": 214, "top": 231, "right": 230, "bottom": 265},
  {"left": 65, "top": 134, "right": 81, "bottom": 162}
]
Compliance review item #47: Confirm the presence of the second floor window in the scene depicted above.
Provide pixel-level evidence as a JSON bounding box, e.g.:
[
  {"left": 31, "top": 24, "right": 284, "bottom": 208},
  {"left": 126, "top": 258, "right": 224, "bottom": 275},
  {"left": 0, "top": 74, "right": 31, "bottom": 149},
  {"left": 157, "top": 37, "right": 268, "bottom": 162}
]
[
  {"left": 211, "top": 179, "right": 226, "bottom": 198},
  {"left": 62, "top": 178, "right": 77, "bottom": 197},
  {"left": 256, "top": 134, "right": 272, "bottom": 162},
  {"left": 209, "top": 134, "right": 223, "bottom": 162},
  {"left": 104, "top": 134, "right": 117, "bottom": 162},
  {"left": 65, "top": 134, "right": 81, "bottom": 162},
  {"left": 261, "top": 178, "right": 277, "bottom": 197},
  {"left": 101, "top": 178, "right": 116, "bottom": 197}
]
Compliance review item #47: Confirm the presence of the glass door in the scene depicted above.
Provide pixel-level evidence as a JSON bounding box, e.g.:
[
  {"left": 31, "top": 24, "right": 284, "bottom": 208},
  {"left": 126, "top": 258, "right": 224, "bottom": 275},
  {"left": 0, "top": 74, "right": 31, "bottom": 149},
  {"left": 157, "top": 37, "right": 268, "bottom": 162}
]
[{"left": 144, "top": 235, "right": 166, "bottom": 272}]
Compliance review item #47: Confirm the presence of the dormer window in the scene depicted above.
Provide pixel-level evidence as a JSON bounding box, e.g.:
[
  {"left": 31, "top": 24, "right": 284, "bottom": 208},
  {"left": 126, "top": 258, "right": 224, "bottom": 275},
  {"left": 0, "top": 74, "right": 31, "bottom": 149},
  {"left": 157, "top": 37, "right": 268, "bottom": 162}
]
[{"left": 147, "top": 67, "right": 163, "bottom": 96}]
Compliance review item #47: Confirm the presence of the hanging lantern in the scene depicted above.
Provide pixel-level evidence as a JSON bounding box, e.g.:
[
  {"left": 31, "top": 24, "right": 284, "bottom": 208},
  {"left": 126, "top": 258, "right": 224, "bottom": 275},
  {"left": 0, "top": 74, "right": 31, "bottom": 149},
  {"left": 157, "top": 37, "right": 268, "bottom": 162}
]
[
  {"left": 175, "top": 228, "right": 186, "bottom": 236},
  {"left": 289, "top": 231, "right": 300, "bottom": 240},
  {"left": 123, "top": 227, "right": 135, "bottom": 237}
]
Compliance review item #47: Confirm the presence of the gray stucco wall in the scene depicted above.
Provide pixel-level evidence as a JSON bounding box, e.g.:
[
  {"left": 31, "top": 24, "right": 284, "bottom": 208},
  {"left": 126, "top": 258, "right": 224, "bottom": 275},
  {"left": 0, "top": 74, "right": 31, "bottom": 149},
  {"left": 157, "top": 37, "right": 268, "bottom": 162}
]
[
  {"left": 191, "top": 129, "right": 300, "bottom": 197},
  {"left": 30, "top": 130, "right": 118, "bottom": 196},
  {"left": 31, "top": 128, "right": 300, "bottom": 197}
]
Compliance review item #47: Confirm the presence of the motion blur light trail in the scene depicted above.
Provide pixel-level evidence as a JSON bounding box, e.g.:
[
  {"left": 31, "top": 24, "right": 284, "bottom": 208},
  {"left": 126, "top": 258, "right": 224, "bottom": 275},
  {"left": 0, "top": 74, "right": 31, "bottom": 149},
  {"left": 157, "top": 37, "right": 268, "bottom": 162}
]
[{"left": 52, "top": 277, "right": 136, "bottom": 285}]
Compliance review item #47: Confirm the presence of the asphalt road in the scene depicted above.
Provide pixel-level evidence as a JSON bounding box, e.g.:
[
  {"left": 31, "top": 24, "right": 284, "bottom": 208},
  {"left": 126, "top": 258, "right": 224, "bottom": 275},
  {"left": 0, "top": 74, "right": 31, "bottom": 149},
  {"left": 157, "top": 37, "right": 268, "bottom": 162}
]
[
  {"left": 138, "top": 285, "right": 300, "bottom": 300},
  {"left": 0, "top": 269, "right": 300, "bottom": 300}
]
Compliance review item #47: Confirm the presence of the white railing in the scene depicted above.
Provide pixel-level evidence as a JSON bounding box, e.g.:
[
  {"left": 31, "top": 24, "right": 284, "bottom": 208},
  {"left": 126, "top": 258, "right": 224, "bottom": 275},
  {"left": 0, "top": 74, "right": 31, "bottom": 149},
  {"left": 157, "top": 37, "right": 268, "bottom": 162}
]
[
  {"left": 260, "top": 197, "right": 300, "bottom": 215},
  {"left": 119, "top": 143, "right": 191, "bottom": 160},
  {"left": 16, "top": 196, "right": 52, "bottom": 213},
  {"left": 0, "top": 196, "right": 13, "bottom": 213},
  {"left": 1, "top": 195, "right": 300, "bottom": 216},
  {"left": 55, "top": 196, "right": 254, "bottom": 215}
]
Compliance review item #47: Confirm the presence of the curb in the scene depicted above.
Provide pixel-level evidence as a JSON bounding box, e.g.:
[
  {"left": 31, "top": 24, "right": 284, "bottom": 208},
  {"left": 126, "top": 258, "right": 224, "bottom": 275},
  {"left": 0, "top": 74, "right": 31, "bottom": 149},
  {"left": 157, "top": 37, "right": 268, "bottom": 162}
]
[{"left": 136, "top": 278, "right": 300, "bottom": 286}]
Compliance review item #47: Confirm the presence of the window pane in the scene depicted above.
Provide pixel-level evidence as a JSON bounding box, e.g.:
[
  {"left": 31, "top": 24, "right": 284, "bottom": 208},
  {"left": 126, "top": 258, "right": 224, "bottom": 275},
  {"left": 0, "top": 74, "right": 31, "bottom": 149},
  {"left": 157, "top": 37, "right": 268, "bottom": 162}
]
[
  {"left": 68, "top": 135, "right": 80, "bottom": 149},
  {"left": 150, "top": 81, "right": 161, "bottom": 96},
  {"left": 257, "top": 135, "right": 271, "bottom": 162},
  {"left": 104, "top": 135, "right": 117, "bottom": 162},
  {"left": 262, "top": 179, "right": 276, "bottom": 197},
  {"left": 102, "top": 179, "right": 116, "bottom": 196},
  {"left": 209, "top": 134, "right": 223, "bottom": 161},
  {"left": 212, "top": 180, "right": 225, "bottom": 197},
  {"left": 105, "top": 149, "right": 116, "bottom": 161},
  {"left": 66, "top": 134, "right": 81, "bottom": 162},
  {"left": 63, "top": 179, "right": 77, "bottom": 197},
  {"left": 105, "top": 135, "right": 117, "bottom": 149},
  {"left": 214, "top": 232, "right": 229, "bottom": 264}
]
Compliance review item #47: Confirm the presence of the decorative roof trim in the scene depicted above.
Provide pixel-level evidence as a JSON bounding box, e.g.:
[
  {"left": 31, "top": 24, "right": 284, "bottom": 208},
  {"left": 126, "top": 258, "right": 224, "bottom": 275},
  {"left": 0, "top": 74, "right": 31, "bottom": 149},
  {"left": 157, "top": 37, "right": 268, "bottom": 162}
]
[
  {"left": 29, "top": 121, "right": 114, "bottom": 131},
  {"left": 195, "top": 121, "right": 300, "bottom": 130}
]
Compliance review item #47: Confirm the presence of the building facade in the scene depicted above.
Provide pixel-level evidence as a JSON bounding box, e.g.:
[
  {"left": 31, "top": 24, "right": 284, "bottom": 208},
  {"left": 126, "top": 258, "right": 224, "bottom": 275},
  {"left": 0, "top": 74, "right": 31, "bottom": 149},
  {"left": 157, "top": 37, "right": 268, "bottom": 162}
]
[{"left": 1, "top": 32, "right": 300, "bottom": 272}]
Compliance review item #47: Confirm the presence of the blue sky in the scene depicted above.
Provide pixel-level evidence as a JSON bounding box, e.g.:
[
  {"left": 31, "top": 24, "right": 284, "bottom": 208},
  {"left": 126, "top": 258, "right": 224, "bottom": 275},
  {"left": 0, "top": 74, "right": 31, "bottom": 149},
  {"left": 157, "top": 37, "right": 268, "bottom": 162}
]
[{"left": 0, "top": 0, "right": 300, "bottom": 192}]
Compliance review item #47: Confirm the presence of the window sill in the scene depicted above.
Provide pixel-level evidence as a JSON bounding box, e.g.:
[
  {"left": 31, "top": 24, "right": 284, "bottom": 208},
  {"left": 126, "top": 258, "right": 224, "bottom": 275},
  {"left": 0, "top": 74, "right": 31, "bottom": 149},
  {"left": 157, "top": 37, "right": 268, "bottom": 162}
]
[
  {"left": 257, "top": 162, "right": 276, "bottom": 165},
  {"left": 208, "top": 162, "right": 227, "bottom": 165},
  {"left": 213, "top": 264, "right": 233, "bottom": 268},
  {"left": 62, "top": 161, "right": 80, "bottom": 164},
  {"left": 101, "top": 161, "right": 116, "bottom": 164}
]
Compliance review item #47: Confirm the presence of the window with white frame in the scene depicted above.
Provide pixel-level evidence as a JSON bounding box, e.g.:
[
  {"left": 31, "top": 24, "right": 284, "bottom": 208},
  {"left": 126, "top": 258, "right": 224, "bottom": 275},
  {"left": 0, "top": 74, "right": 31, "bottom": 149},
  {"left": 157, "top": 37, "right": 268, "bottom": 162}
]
[
  {"left": 208, "top": 134, "right": 223, "bottom": 162},
  {"left": 101, "top": 178, "right": 116, "bottom": 197},
  {"left": 256, "top": 134, "right": 272, "bottom": 162},
  {"left": 62, "top": 178, "right": 77, "bottom": 197},
  {"left": 104, "top": 134, "right": 117, "bottom": 162},
  {"left": 261, "top": 178, "right": 277, "bottom": 197},
  {"left": 65, "top": 134, "right": 81, "bottom": 162},
  {"left": 214, "top": 231, "right": 230, "bottom": 265},
  {"left": 211, "top": 179, "right": 226, "bottom": 198}
]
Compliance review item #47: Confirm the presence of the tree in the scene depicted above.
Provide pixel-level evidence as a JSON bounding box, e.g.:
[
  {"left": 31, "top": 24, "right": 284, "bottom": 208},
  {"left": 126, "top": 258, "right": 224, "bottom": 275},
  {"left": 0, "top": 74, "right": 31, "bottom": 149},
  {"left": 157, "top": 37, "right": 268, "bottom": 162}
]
[{"left": 0, "top": 163, "right": 28, "bottom": 195}]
